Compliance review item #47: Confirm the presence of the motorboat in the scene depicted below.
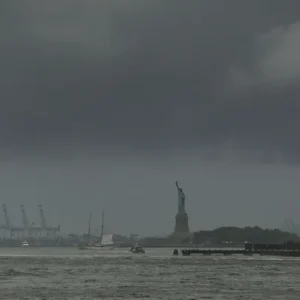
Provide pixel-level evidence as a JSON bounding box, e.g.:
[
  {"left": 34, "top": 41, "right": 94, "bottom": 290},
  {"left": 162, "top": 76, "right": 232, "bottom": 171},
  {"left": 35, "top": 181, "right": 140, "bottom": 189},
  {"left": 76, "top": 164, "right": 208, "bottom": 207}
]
[
  {"left": 130, "top": 243, "right": 145, "bottom": 254},
  {"left": 21, "top": 240, "right": 30, "bottom": 247}
]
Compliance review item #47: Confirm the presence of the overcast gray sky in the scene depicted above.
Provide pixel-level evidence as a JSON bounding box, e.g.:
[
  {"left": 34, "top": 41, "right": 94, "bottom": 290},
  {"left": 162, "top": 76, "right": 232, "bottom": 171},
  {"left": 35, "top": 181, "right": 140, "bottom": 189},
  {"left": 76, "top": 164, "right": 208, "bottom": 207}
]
[{"left": 1, "top": 1, "right": 300, "bottom": 236}]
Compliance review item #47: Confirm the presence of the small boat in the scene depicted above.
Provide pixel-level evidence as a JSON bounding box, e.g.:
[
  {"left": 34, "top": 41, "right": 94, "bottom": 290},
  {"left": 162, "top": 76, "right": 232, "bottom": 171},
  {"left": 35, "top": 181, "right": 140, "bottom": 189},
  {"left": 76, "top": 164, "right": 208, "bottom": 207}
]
[
  {"left": 130, "top": 243, "right": 145, "bottom": 254},
  {"left": 21, "top": 240, "right": 30, "bottom": 247}
]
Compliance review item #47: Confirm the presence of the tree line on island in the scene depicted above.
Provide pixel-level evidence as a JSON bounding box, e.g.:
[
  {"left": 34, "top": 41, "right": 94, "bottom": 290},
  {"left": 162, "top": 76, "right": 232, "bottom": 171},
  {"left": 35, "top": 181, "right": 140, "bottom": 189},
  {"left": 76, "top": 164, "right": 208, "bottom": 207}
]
[{"left": 193, "top": 226, "right": 299, "bottom": 245}]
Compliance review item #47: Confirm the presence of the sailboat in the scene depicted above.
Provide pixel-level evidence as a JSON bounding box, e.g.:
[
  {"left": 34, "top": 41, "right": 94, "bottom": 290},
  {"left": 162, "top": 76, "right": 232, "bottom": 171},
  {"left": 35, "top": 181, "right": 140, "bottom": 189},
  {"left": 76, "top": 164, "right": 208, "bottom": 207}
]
[{"left": 78, "top": 211, "right": 115, "bottom": 250}]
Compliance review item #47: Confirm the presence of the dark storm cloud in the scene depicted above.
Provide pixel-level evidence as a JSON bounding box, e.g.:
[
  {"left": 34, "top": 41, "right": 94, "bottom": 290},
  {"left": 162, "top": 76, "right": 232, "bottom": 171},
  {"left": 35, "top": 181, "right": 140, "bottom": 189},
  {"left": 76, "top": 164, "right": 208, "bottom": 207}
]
[{"left": 1, "top": 1, "right": 300, "bottom": 160}]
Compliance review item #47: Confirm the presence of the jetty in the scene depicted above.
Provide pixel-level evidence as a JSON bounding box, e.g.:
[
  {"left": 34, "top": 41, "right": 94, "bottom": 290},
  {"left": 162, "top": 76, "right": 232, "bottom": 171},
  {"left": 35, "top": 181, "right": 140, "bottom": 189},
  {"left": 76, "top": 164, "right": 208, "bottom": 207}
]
[{"left": 179, "top": 241, "right": 300, "bottom": 257}]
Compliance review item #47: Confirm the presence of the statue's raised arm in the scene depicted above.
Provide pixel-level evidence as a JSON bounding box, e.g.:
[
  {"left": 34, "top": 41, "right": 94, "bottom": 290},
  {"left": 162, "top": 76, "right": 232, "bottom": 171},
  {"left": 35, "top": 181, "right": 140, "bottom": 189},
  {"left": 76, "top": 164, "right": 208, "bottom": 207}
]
[{"left": 175, "top": 180, "right": 186, "bottom": 213}]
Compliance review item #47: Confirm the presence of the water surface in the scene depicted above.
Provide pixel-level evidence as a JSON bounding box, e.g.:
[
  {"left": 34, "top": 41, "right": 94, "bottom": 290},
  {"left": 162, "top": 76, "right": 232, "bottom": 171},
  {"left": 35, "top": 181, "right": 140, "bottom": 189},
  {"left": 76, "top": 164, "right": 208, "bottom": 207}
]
[{"left": 0, "top": 247, "right": 299, "bottom": 299}]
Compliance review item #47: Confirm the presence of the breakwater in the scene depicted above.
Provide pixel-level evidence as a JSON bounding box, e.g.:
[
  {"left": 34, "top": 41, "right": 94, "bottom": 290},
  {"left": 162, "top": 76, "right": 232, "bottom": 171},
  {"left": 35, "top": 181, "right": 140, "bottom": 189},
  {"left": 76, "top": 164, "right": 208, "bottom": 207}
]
[{"left": 180, "top": 241, "right": 300, "bottom": 257}]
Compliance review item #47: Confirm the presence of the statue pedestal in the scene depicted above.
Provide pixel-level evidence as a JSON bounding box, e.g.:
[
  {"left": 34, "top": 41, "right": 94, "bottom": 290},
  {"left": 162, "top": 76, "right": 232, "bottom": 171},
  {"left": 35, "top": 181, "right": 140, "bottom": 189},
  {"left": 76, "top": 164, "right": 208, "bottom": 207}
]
[{"left": 173, "top": 212, "right": 190, "bottom": 242}]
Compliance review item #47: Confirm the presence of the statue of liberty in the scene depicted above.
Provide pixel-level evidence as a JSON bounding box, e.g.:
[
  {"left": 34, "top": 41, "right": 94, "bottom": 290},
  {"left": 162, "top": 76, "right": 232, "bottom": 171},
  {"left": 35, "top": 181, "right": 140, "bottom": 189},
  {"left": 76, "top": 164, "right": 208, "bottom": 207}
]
[{"left": 175, "top": 180, "right": 186, "bottom": 214}]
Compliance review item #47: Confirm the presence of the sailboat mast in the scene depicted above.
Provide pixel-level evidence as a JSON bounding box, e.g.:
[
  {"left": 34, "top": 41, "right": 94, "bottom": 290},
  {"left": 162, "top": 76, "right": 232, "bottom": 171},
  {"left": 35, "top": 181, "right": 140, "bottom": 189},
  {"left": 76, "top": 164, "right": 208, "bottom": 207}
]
[
  {"left": 88, "top": 212, "right": 92, "bottom": 244},
  {"left": 100, "top": 210, "right": 104, "bottom": 243},
  {"left": 88, "top": 212, "right": 91, "bottom": 236}
]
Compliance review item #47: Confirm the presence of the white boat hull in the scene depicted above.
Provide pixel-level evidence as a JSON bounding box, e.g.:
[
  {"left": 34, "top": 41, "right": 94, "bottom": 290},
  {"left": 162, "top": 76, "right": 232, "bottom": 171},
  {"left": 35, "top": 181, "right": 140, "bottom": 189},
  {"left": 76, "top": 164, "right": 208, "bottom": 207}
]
[
  {"left": 79, "top": 246, "right": 114, "bottom": 250},
  {"left": 78, "top": 244, "right": 115, "bottom": 250}
]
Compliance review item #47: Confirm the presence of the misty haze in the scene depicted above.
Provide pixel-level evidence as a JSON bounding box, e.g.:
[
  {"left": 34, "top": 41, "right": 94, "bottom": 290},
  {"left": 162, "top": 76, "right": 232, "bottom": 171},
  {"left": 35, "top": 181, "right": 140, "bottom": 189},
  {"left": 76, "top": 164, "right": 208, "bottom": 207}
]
[
  {"left": 1, "top": 1, "right": 300, "bottom": 237},
  {"left": 2, "top": 1, "right": 300, "bottom": 299},
  {"left": 1, "top": 0, "right": 300, "bottom": 237}
]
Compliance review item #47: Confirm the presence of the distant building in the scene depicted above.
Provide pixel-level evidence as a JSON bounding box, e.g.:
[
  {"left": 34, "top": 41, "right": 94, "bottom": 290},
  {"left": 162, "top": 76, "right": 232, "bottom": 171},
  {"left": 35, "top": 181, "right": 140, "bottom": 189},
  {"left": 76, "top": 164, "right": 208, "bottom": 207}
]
[{"left": 130, "top": 234, "right": 141, "bottom": 241}]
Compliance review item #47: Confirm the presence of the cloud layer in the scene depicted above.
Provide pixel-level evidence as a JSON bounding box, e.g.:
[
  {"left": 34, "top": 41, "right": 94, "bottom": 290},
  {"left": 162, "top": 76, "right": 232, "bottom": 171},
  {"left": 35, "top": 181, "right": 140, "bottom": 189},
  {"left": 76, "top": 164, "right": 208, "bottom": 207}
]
[{"left": 1, "top": 1, "right": 300, "bottom": 162}]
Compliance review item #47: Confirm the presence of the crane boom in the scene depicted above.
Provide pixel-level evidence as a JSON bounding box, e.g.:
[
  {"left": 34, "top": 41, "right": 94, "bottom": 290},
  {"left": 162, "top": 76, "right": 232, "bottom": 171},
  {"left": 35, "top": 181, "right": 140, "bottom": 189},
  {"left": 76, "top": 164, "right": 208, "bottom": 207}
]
[
  {"left": 284, "top": 218, "right": 300, "bottom": 236},
  {"left": 20, "top": 205, "right": 29, "bottom": 229},
  {"left": 38, "top": 205, "right": 46, "bottom": 229},
  {"left": 287, "top": 219, "right": 300, "bottom": 235},
  {"left": 2, "top": 204, "right": 10, "bottom": 229}
]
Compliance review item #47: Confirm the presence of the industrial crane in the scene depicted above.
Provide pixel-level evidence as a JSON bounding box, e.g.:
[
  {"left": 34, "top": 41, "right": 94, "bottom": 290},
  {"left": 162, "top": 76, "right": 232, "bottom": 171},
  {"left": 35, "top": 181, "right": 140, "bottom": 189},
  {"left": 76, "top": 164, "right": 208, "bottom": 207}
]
[
  {"left": 2, "top": 204, "right": 10, "bottom": 230},
  {"left": 0, "top": 204, "right": 60, "bottom": 239},
  {"left": 38, "top": 205, "right": 60, "bottom": 237},
  {"left": 38, "top": 204, "right": 46, "bottom": 230},
  {"left": 284, "top": 218, "right": 300, "bottom": 237},
  {"left": 1, "top": 204, "right": 10, "bottom": 236},
  {"left": 20, "top": 205, "right": 31, "bottom": 238}
]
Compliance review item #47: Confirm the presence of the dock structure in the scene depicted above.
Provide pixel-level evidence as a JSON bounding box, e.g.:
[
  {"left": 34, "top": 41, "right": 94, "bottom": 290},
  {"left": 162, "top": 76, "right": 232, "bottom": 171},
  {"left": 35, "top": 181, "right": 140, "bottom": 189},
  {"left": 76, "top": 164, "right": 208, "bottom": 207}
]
[
  {"left": 180, "top": 242, "right": 300, "bottom": 257},
  {"left": 181, "top": 249, "right": 300, "bottom": 257}
]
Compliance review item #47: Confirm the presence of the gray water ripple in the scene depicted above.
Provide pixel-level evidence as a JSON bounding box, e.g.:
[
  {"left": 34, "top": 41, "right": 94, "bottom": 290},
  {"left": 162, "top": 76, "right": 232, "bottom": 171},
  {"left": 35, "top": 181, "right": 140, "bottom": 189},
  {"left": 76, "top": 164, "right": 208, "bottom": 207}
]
[{"left": 0, "top": 248, "right": 300, "bottom": 299}]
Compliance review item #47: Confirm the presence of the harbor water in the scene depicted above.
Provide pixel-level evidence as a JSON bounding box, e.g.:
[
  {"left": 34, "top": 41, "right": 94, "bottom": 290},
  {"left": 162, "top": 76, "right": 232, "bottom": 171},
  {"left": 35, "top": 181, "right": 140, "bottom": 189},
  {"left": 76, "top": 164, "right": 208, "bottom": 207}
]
[{"left": 0, "top": 247, "right": 300, "bottom": 299}]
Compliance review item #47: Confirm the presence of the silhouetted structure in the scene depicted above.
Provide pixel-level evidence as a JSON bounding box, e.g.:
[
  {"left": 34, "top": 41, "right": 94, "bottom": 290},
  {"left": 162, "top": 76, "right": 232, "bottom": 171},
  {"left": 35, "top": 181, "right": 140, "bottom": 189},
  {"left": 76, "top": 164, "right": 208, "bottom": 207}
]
[
  {"left": 173, "top": 181, "right": 190, "bottom": 239},
  {"left": 0, "top": 204, "right": 60, "bottom": 240},
  {"left": 193, "top": 226, "right": 299, "bottom": 245}
]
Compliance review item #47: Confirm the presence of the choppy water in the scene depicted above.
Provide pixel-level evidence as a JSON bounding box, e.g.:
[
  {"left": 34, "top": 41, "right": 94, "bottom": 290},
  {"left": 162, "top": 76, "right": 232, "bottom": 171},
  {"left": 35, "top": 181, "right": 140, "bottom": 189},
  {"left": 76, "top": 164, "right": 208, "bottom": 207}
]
[{"left": 0, "top": 247, "right": 300, "bottom": 299}]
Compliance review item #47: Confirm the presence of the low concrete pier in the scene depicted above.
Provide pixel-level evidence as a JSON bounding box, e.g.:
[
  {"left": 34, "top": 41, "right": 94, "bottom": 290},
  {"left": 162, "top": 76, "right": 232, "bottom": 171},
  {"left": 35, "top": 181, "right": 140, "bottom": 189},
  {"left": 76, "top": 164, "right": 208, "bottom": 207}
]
[
  {"left": 180, "top": 241, "right": 300, "bottom": 257},
  {"left": 181, "top": 249, "right": 300, "bottom": 257}
]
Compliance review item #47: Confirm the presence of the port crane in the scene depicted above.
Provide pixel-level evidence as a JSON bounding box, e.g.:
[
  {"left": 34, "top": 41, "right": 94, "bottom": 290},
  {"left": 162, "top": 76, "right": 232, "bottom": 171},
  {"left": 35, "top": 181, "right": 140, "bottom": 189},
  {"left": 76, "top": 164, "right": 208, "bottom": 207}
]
[
  {"left": 2, "top": 204, "right": 10, "bottom": 232},
  {"left": 0, "top": 205, "right": 8, "bottom": 235},
  {"left": 2, "top": 204, "right": 29, "bottom": 238},
  {"left": 38, "top": 205, "right": 60, "bottom": 237},
  {"left": 284, "top": 218, "right": 300, "bottom": 237},
  {"left": 20, "top": 205, "right": 37, "bottom": 238},
  {"left": 0, "top": 204, "right": 60, "bottom": 239},
  {"left": 38, "top": 204, "right": 46, "bottom": 230},
  {"left": 20, "top": 205, "right": 29, "bottom": 232}
]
